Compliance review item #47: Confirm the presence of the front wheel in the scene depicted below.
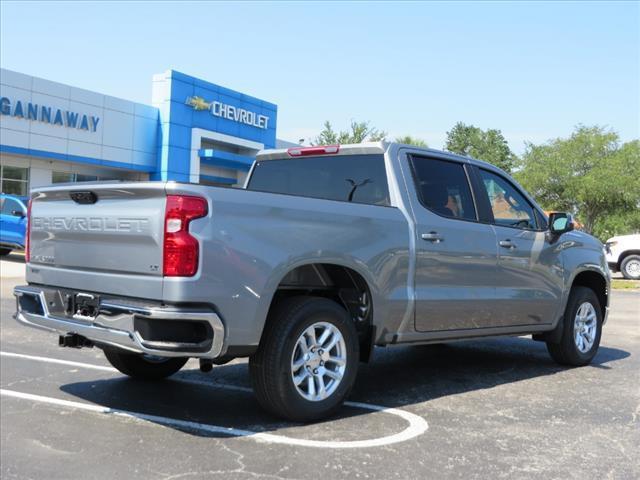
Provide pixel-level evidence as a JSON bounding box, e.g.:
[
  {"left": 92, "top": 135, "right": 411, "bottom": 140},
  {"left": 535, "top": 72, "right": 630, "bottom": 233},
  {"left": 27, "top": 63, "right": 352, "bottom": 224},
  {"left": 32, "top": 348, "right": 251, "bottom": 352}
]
[
  {"left": 249, "top": 296, "right": 359, "bottom": 422},
  {"left": 546, "top": 286, "right": 602, "bottom": 366},
  {"left": 621, "top": 254, "right": 640, "bottom": 280},
  {"left": 104, "top": 348, "right": 188, "bottom": 380}
]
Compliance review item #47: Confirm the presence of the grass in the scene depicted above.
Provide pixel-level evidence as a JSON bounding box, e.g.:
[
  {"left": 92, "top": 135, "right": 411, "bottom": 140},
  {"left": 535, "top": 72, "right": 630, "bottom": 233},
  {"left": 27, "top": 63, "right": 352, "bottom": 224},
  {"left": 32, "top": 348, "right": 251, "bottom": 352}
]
[{"left": 611, "top": 279, "right": 640, "bottom": 290}]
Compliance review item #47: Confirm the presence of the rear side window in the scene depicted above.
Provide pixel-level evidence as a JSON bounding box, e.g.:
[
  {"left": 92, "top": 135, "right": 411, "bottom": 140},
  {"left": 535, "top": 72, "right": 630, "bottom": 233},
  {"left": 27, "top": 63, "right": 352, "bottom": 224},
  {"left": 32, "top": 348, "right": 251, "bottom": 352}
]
[
  {"left": 409, "top": 156, "right": 477, "bottom": 221},
  {"left": 247, "top": 154, "right": 390, "bottom": 206}
]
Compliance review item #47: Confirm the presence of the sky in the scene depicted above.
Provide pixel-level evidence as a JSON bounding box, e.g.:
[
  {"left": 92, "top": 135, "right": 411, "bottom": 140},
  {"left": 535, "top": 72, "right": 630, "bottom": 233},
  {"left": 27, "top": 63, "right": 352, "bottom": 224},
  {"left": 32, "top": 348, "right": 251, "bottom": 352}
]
[{"left": 1, "top": 1, "right": 638, "bottom": 153}]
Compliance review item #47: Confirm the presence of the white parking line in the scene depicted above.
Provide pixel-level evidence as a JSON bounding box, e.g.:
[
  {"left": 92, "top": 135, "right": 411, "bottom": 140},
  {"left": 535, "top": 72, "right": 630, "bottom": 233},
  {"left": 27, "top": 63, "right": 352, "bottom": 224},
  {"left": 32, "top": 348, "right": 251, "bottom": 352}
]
[
  {"left": 0, "top": 351, "right": 429, "bottom": 449},
  {"left": 0, "top": 351, "right": 117, "bottom": 372}
]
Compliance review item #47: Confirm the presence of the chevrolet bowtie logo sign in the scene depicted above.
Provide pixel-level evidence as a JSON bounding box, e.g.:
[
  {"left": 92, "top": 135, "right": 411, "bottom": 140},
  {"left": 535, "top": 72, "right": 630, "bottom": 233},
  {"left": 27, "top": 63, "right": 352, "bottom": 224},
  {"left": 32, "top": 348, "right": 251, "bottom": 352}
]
[
  {"left": 185, "top": 96, "right": 211, "bottom": 111},
  {"left": 185, "top": 96, "right": 270, "bottom": 130}
]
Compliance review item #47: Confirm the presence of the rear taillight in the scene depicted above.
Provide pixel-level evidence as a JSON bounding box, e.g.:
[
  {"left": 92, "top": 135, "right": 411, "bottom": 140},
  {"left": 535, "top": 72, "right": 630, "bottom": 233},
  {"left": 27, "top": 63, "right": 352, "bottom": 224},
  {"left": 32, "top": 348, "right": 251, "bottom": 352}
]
[
  {"left": 163, "top": 195, "right": 208, "bottom": 277},
  {"left": 287, "top": 145, "right": 340, "bottom": 157},
  {"left": 25, "top": 199, "right": 32, "bottom": 263}
]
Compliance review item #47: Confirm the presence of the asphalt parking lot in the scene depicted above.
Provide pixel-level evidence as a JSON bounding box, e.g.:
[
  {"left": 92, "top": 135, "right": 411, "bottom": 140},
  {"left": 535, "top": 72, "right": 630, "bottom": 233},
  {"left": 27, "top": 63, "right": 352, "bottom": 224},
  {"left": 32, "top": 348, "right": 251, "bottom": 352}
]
[{"left": 1, "top": 254, "right": 638, "bottom": 480}]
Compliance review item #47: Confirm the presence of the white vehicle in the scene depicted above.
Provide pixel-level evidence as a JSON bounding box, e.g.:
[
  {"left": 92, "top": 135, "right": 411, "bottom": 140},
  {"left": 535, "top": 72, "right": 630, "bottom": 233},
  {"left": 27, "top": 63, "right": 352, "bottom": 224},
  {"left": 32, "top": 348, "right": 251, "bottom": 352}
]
[{"left": 605, "top": 234, "right": 640, "bottom": 279}]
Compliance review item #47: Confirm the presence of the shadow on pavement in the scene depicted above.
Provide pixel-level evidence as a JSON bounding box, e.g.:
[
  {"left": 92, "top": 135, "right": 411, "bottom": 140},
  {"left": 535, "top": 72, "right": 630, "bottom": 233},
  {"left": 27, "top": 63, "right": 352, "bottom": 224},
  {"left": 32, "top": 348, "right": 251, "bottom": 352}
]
[{"left": 59, "top": 336, "right": 631, "bottom": 439}]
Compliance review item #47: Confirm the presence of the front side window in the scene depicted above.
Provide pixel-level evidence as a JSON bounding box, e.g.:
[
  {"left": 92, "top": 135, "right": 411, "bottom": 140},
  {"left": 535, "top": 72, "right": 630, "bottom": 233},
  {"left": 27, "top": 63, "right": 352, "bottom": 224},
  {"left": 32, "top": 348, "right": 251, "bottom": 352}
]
[
  {"left": 478, "top": 169, "right": 537, "bottom": 230},
  {"left": 409, "top": 156, "right": 476, "bottom": 221},
  {"left": 247, "top": 154, "right": 390, "bottom": 206}
]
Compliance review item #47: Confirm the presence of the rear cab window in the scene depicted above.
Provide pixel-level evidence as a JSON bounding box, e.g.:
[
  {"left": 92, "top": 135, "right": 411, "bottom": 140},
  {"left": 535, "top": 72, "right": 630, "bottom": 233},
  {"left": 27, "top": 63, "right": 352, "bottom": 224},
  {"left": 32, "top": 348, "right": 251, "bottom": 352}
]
[{"left": 247, "top": 154, "right": 390, "bottom": 206}]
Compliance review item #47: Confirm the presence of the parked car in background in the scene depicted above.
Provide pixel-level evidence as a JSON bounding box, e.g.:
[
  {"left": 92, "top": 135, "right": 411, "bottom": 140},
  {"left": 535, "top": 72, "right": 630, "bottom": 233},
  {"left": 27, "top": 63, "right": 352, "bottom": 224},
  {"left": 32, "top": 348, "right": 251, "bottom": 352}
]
[
  {"left": 0, "top": 194, "right": 28, "bottom": 256},
  {"left": 605, "top": 233, "right": 640, "bottom": 279}
]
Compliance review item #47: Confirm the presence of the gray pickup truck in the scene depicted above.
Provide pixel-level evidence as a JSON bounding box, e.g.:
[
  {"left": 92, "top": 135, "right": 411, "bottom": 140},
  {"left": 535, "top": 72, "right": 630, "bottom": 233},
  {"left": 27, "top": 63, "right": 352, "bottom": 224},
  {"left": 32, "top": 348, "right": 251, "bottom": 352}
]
[{"left": 14, "top": 142, "right": 610, "bottom": 421}]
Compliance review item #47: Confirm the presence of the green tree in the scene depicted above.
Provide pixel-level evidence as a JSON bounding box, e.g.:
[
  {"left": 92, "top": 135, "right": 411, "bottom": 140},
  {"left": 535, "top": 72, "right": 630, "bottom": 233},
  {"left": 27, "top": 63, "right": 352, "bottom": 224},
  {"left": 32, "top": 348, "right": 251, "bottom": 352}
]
[
  {"left": 445, "top": 122, "right": 516, "bottom": 173},
  {"left": 313, "top": 120, "right": 386, "bottom": 145},
  {"left": 515, "top": 126, "right": 640, "bottom": 238},
  {"left": 395, "top": 135, "right": 428, "bottom": 147}
]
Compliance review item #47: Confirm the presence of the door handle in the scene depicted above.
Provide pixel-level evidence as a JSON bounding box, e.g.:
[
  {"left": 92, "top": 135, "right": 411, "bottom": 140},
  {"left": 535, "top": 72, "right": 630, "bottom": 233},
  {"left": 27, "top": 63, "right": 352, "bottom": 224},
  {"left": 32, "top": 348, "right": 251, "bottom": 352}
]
[
  {"left": 499, "top": 239, "right": 517, "bottom": 249},
  {"left": 421, "top": 232, "right": 444, "bottom": 243}
]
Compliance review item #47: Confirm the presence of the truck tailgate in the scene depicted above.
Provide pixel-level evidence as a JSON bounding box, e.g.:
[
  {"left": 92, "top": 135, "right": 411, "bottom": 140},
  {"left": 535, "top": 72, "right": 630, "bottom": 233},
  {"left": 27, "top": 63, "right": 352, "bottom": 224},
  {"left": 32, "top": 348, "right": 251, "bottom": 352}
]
[{"left": 27, "top": 182, "right": 167, "bottom": 299}]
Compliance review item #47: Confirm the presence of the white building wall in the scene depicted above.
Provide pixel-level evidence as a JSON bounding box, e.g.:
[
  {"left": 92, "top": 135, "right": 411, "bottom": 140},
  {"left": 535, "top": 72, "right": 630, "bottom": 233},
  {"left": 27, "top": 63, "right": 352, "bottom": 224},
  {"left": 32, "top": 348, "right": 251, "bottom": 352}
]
[
  {"left": 29, "top": 166, "right": 51, "bottom": 189},
  {"left": 0, "top": 68, "right": 159, "bottom": 171}
]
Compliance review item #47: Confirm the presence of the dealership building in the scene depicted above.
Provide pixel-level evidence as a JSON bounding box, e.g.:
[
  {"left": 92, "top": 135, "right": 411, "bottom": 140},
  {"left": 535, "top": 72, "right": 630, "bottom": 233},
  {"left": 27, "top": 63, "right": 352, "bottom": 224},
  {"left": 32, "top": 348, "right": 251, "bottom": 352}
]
[{"left": 0, "top": 68, "right": 295, "bottom": 196}]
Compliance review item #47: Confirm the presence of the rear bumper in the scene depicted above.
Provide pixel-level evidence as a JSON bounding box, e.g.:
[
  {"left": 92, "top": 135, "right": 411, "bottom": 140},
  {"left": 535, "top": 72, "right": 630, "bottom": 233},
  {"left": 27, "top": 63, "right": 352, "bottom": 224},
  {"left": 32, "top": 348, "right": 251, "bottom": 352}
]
[{"left": 13, "top": 285, "right": 226, "bottom": 359}]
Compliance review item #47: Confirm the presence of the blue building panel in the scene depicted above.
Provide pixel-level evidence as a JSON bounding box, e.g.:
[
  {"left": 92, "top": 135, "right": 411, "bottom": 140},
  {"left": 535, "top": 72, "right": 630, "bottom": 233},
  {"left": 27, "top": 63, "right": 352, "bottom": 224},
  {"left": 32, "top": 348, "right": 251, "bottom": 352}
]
[
  {"left": 199, "top": 149, "right": 254, "bottom": 171},
  {"left": 152, "top": 143, "right": 191, "bottom": 181},
  {"left": 163, "top": 122, "right": 192, "bottom": 148},
  {"left": 150, "top": 69, "right": 277, "bottom": 182},
  {"left": 169, "top": 78, "right": 194, "bottom": 102}
]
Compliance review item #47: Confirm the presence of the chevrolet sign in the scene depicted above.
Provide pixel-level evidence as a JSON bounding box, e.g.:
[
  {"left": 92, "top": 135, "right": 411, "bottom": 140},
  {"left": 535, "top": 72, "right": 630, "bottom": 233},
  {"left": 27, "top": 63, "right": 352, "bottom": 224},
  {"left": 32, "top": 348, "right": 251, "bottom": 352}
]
[{"left": 186, "top": 96, "right": 269, "bottom": 130}]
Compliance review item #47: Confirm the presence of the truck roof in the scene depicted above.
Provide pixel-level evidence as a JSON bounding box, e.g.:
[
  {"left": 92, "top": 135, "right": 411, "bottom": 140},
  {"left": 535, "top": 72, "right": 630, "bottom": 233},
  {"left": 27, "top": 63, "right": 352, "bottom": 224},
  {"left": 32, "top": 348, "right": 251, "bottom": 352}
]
[{"left": 255, "top": 141, "right": 503, "bottom": 174}]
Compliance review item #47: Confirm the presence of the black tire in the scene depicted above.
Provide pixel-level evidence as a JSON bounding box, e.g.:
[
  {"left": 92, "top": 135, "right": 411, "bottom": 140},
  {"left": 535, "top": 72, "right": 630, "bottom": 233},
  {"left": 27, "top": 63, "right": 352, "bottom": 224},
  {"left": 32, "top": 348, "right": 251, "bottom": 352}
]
[
  {"left": 0, "top": 248, "right": 12, "bottom": 256},
  {"left": 620, "top": 254, "right": 640, "bottom": 280},
  {"left": 249, "top": 296, "right": 359, "bottom": 422},
  {"left": 546, "top": 286, "right": 602, "bottom": 366},
  {"left": 103, "top": 348, "right": 188, "bottom": 380}
]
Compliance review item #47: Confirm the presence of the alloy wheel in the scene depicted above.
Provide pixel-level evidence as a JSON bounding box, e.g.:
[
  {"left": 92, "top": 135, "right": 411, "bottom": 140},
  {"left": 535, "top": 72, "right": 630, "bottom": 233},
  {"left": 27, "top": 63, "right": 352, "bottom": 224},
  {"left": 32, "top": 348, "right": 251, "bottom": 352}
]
[{"left": 290, "top": 321, "right": 347, "bottom": 402}]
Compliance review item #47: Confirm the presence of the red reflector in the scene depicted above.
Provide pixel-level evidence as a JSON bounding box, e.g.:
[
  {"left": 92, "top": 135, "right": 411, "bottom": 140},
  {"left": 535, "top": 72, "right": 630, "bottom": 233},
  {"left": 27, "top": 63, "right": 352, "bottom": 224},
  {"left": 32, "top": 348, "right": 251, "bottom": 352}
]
[
  {"left": 25, "top": 199, "right": 32, "bottom": 263},
  {"left": 287, "top": 145, "right": 340, "bottom": 157},
  {"left": 163, "top": 195, "right": 208, "bottom": 277}
]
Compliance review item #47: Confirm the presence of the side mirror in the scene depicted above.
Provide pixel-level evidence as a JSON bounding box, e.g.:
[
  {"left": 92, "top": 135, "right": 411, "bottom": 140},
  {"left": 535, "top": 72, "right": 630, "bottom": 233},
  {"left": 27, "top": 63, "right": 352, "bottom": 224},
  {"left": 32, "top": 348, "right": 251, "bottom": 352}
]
[
  {"left": 548, "top": 212, "right": 575, "bottom": 235},
  {"left": 11, "top": 209, "right": 25, "bottom": 218}
]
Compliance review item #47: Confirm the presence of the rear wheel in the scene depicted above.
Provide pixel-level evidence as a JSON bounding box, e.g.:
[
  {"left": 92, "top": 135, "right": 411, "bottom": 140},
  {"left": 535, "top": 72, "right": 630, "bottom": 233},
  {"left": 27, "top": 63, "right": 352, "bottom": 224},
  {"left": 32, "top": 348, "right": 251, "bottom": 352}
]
[
  {"left": 104, "top": 348, "right": 188, "bottom": 380},
  {"left": 0, "top": 248, "right": 12, "bottom": 256},
  {"left": 546, "top": 286, "right": 602, "bottom": 366},
  {"left": 249, "top": 296, "right": 359, "bottom": 422},
  {"left": 620, "top": 254, "right": 640, "bottom": 280}
]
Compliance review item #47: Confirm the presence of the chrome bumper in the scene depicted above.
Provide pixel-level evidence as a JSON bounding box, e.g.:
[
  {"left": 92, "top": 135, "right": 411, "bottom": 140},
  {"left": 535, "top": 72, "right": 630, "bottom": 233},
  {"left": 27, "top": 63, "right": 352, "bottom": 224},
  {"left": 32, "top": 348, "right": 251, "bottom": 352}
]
[{"left": 13, "top": 285, "right": 226, "bottom": 359}]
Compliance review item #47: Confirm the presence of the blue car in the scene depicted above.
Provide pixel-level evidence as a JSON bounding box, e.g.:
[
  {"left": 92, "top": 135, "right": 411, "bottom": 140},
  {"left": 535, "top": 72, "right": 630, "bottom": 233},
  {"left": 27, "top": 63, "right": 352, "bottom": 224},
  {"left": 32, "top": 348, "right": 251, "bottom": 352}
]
[{"left": 0, "top": 194, "right": 28, "bottom": 256}]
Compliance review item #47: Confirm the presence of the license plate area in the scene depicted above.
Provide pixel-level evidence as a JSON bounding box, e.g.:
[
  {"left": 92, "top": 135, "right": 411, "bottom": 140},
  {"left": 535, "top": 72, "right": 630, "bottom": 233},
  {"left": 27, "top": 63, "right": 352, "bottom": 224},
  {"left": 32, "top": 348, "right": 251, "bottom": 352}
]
[{"left": 68, "top": 293, "right": 100, "bottom": 321}]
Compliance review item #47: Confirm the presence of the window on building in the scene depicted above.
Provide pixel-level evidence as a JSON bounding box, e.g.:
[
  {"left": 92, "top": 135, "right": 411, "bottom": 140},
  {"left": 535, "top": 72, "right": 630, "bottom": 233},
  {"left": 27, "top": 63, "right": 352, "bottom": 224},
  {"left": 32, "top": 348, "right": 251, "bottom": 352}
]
[
  {"left": 75, "top": 174, "right": 98, "bottom": 182},
  {"left": 247, "top": 154, "right": 390, "bottom": 206},
  {"left": 0, "top": 165, "right": 29, "bottom": 196},
  {"left": 52, "top": 172, "right": 99, "bottom": 184},
  {"left": 409, "top": 156, "right": 477, "bottom": 221},
  {"left": 52, "top": 172, "right": 74, "bottom": 184}
]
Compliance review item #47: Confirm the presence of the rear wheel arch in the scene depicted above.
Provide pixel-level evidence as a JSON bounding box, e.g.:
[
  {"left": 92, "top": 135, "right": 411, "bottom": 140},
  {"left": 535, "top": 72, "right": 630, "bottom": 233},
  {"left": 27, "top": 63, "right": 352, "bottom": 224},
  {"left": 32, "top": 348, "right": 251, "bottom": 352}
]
[{"left": 259, "top": 262, "right": 376, "bottom": 362}]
